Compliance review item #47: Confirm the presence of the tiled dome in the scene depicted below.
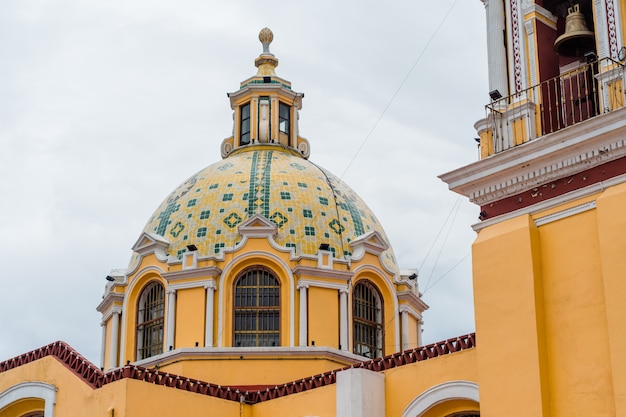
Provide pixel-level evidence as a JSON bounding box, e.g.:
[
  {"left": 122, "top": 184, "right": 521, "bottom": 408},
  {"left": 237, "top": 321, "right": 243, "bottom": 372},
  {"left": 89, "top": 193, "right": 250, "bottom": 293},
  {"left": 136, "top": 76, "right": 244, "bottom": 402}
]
[{"left": 140, "top": 144, "right": 398, "bottom": 271}]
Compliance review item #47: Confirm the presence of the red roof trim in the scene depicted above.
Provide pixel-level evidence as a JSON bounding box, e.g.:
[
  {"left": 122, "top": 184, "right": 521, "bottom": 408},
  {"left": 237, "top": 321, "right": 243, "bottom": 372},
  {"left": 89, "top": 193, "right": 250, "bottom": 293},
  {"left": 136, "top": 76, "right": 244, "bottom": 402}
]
[{"left": 0, "top": 333, "right": 476, "bottom": 404}]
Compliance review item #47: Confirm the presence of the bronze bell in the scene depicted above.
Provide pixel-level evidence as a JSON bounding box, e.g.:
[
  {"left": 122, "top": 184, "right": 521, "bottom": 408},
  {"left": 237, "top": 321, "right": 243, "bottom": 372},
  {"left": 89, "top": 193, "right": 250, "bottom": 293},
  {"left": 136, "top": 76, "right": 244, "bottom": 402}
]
[{"left": 554, "top": 4, "right": 595, "bottom": 57}]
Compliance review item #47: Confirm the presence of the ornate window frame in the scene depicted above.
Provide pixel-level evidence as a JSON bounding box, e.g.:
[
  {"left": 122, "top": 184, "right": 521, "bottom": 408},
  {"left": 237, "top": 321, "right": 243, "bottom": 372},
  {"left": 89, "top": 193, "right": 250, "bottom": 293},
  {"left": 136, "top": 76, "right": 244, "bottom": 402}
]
[
  {"left": 136, "top": 281, "right": 165, "bottom": 360},
  {"left": 352, "top": 280, "right": 384, "bottom": 358},
  {"left": 232, "top": 266, "right": 281, "bottom": 347}
]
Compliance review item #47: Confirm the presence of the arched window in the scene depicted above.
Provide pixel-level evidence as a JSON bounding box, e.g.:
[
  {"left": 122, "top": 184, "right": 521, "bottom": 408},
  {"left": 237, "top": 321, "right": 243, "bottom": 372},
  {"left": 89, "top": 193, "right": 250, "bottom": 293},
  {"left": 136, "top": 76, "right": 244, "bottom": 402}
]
[
  {"left": 233, "top": 268, "right": 280, "bottom": 347},
  {"left": 353, "top": 281, "right": 383, "bottom": 358},
  {"left": 136, "top": 281, "right": 165, "bottom": 360}
]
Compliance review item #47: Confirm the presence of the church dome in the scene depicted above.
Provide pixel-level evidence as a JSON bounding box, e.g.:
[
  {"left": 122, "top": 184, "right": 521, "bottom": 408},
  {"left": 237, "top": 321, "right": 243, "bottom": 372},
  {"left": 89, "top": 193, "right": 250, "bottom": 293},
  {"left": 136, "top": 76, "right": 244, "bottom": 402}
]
[
  {"left": 133, "top": 28, "right": 398, "bottom": 273},
  {"left": 140, "top": 144, "right": 398, "bottom": 271}
]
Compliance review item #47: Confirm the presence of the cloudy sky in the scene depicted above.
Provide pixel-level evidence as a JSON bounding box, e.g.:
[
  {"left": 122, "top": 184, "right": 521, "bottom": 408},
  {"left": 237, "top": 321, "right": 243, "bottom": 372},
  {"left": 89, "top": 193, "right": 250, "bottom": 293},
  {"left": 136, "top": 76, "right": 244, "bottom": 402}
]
[{"left": 0, "top": 0, "right": 488, "bottom": 364}]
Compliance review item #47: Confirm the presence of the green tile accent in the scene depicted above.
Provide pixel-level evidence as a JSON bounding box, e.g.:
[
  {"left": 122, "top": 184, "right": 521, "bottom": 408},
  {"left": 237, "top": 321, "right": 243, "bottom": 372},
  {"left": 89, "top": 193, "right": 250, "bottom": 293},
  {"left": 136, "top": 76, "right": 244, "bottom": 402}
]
[
  {"left": 200, "top": 210, "right": 210, "bottom": 219},
  {"left": 224, "top": 212, "right": 243, "bottom": 228},
  {"left": 187, "top": 199, "right": 197, "bottom": 207},
  {"left": 270, "top": 211, "right": 288, "bottom": 228},
  {"left": 223, "top": 193, "right": 234, "bottom": 201},
  {"left": 303, "top": 209, "right": 312, "bottom": 218},
  {"left": 197, "top": 227, "right": 207, "bottom": 237},
  {"left": 156, "top": 203, "right": 180, "bottom": 236},
  {"left": 247, "top": 150, "right": 273, "bottom": 217},
  {"left": 329, "top": 219, "right": 345, "bottom": 235},
  {"left": 305, "top": 226, "right": 315, "bottom": 236},
  {"left": 170, "top": 221, "right": 185, "bottom": 237},
  {"left": 214, "top": 242, "right": 225, "bottom": 253},
  {"left": 319, "top": 197, "right": 329, "bottom": 205}
]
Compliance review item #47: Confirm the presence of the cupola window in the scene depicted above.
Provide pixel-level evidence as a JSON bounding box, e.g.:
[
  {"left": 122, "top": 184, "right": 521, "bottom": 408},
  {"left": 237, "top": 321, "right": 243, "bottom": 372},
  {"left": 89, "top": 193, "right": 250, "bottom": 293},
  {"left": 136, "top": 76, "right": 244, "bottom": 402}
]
[
  {"left": 240, "top": 103, "right": 251, "bottom": 146},
  {"left": 233, "top": 268, "right": 280, "bottom": 347},
  {"left": 352, "top": 281, "right": 383, "bottom": 358},
  {"left": 136, "top": 281, "right": 165, "bottom": 360},
  {"left": 279, "top": 102, "right": 290, "bottom": 144}
]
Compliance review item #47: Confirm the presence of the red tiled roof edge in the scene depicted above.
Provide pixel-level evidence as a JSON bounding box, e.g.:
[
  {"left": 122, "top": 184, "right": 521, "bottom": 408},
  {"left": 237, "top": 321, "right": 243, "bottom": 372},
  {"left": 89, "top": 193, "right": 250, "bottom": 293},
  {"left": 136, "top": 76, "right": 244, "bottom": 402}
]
[
  {"left": 0, "top": 341, "right": 103, "bottom": 388},
  {"left": 0, "top": 333, "right": 476, "bottom": 404}
]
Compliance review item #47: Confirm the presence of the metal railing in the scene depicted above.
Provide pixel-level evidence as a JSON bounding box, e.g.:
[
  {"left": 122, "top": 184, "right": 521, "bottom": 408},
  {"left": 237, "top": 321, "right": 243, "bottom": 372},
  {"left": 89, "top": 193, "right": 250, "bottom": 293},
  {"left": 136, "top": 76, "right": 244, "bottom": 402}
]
[{"left": 484, "top": 57, "right": 625, "bottom": 155}]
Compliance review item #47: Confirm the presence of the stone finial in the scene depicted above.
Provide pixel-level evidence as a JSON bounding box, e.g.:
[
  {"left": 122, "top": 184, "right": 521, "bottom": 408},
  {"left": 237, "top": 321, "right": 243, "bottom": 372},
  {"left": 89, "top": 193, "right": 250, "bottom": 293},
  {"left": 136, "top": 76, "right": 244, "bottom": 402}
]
[
  {"left": 255, "top": 28, "right": 278, "bottom": 76},
  {"left": 259, "top": 28, "right": 274, "bottom": 55}
]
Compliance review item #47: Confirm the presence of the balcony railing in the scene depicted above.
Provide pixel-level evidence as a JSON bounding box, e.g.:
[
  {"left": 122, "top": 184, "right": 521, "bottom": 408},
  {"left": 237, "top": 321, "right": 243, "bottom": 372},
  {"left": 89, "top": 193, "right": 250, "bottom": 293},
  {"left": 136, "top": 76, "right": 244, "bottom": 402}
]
[{"left": 482, "top": 57, "right": 625, "bottom": 156}]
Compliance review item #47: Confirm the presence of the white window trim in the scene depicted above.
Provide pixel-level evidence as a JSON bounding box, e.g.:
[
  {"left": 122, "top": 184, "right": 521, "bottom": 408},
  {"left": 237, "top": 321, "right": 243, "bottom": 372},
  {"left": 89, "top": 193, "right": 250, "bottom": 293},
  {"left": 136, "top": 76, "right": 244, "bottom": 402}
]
[
  {"left": 402, "top": 380, "right": 479, "bottom": 417},
  {"left": 0, "top": 381, "right": 57, "bottom": 417}
]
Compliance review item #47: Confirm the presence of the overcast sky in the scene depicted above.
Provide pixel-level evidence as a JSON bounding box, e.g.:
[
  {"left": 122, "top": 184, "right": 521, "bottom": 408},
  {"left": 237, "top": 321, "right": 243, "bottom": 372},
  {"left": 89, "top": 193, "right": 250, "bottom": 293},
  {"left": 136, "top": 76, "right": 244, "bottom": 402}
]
[{"left": 0, "top": 0, "right": 488, "bottom": 364}]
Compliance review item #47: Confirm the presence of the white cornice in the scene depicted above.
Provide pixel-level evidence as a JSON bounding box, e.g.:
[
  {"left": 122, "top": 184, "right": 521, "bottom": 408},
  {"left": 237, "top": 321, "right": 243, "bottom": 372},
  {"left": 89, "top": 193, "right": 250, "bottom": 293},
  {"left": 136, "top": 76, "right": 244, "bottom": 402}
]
[
  {"left": 397, "top": 291, "right": 429, "bottom": 313},
  {"left": 163, "top": 266, "right": 222, "bottom": 282},
  {"left": 471, "top": 173, "right": 626, "bottom": 231},
  {"left": 168, "top": 279, "right": 216, "bottom": 292},
  {"left": 440, "top": 108, "right": 626, "bottom": 206},
  {"left": 132, "top": 346, "right": 366, "bottom": 369},
  {"left": 292, "top": 265, "right": 353, "bottom": 281},
  {"left": 96, "top": 292, "right": 125, "bottom": 315},
  {"left": 100, "top": 306, "right": 123, "bottom": 322},
  {"left": 297, "top": 279, "right": 349, "bottom": 291}
]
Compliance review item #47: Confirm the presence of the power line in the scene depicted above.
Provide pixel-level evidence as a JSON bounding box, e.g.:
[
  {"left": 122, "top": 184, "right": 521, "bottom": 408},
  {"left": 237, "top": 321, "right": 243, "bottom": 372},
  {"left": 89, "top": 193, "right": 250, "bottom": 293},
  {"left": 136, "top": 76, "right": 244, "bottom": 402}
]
[{"left": 340, "top": 0, "right": 461, "bottom": 179}]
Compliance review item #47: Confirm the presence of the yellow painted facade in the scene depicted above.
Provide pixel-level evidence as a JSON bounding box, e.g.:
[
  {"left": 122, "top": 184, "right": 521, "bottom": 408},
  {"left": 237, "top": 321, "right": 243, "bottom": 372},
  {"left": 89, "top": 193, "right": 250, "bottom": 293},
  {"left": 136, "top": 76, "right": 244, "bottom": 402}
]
[{"left": 3, "top": 2, "right": 626, "bottom": 415}]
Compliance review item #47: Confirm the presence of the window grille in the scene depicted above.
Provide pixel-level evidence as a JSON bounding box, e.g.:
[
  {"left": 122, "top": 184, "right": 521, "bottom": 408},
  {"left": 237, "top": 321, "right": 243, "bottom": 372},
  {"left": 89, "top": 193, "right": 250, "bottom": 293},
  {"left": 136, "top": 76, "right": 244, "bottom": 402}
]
[
  {"left": 136, "top": 281, "right": 165, "bottom": 360},
  {"left": 353, "top": 281, "right": 383, "bottom": 358},
  {"left": 233, "top": 268, "right": 280, "bottom": 347}
]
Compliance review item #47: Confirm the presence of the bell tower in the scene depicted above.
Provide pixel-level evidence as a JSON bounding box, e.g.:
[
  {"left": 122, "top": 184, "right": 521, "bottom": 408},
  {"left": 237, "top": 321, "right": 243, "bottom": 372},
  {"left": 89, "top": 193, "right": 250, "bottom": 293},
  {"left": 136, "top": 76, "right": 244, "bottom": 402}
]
[{"left": 441, "top": 1, "right": 626, "bottom": 416}]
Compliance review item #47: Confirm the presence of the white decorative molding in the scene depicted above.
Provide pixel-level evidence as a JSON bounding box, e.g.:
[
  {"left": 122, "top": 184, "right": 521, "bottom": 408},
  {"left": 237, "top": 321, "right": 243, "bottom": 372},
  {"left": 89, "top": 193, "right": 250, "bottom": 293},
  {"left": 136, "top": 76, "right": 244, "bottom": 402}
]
[
  {"left": 317, "top": 249, "right": 334, "bottom": 269},
  {"left": 524, "top": 19, "right": 538, "bottom": 87},
  {"left": 534, "top": 201, "right": 597, "bottom": 226},
  {"left": 101, "top": 305, "right": 123, "bottom": 323},
  {"left": 0, "top": 382, "right": 58, "bottom": 417},
  {"left": 168, "top": 278, "right": 217, "bottom": 292},
  {"left": 217, "top": 251, "right": 295, "bottom": 347},
  {"left": 237, "top": 214, "right": 278, "bottom": 238},
  {"left": 509, "top": 0, "right": 526, "bottom": 92},
  {"left": 471, "top": 173, "right": 626, "bottom": 231},
  {"left": 402, "top": 380, "right": 479, "bottom": 417},
  {"left": 292, "top": 265, "right": 353, "bottom": 281},
  {"left": 96, "top": 292, "right": 125, "bottom": 316},
  {"left": 119, "top": 265, "right": 167, "bottom": 366},
  {"left": 441, "top": 107, "right": 626, "bottom": 206},
  {"left": 397, "top": 292, "right": 429, "bottom": 316},
  {"left": 182, "top": 251, "right": 198, "bottom": 270},
  {"left": 164, "top": 265, "right": 222, "bottom": 282},
  {"left": 297, "top": 279, "right": 348, "bottom": 291},
  {"left": 132, "top": 345, "right": 366, "bottom": 368},
  {"left": 131, "top": 232, "right": 169, "bottom": 262},
  {"left": 352, "top": 264, "right": 400, "bottom": 352}
]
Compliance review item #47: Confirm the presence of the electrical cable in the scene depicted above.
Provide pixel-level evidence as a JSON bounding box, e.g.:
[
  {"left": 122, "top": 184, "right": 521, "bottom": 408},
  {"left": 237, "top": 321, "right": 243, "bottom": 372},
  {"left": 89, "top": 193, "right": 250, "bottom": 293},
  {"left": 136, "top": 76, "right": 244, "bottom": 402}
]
[{"left": 340, "top": 0, "right": 461, "bottom": 179}]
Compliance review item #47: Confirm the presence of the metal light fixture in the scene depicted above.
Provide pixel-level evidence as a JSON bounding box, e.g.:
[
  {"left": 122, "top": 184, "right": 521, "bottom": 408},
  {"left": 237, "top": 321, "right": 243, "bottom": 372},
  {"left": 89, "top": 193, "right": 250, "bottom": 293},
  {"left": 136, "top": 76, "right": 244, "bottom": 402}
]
[{"left": 489, "top": 89, "right": 502, "bottom": 101}]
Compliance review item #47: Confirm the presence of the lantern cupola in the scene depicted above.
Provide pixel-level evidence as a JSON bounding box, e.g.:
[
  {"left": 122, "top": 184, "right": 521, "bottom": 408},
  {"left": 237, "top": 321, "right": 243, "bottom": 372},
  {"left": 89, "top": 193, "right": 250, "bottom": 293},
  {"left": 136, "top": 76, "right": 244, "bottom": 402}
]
[{"left": 221, "top": 28, "right": 310, "bottom": 159}]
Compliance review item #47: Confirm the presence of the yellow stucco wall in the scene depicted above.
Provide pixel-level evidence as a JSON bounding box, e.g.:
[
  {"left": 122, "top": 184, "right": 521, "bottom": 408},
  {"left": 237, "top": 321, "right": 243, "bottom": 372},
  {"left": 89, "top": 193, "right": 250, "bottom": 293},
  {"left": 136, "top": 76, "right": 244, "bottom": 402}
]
[
  {"left": 384, "top": 348, "right": 478, "bottom": 417},
  {"left": 157, "top": 356, "right": 352, "bottom": 386},
  {"left": 538, "top": 207, "right": 615, "bottom": 416},
  {"left": 308, "top": 286, "right": 339, "bottom": 349},
  {"left": 250, "top": 384, "right": 336, "bottom": 417},
  {"left": 597, "top": 181, "right": 626, "bottom": 416},
  {"left": 472, "top": 214, "right": 550, "bottom": 416},
  {"left": 175, "top": 286, "right": 206, "bottom": 348},
  {"left": 472, "top": 181, "right": 626, "bottom": 416}
]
